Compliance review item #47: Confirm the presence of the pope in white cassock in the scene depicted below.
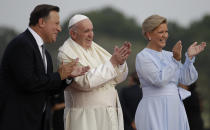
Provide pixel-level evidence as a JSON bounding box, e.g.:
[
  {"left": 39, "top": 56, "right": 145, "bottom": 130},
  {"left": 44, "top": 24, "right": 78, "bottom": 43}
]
[{"left": 58, "top": 14, "right": 131, "bottom": 130}]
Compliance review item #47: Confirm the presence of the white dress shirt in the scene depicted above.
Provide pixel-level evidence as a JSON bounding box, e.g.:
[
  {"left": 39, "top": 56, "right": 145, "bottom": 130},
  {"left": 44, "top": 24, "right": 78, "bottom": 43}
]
[{"left": 28, "top": 27, "right": 47, "bottom": 72}]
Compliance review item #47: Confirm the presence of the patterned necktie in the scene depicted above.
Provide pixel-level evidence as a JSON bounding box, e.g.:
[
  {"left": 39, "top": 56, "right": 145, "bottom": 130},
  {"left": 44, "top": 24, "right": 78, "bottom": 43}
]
[{"left": 41, "top": 45, "right": 47, "bottom": 74}]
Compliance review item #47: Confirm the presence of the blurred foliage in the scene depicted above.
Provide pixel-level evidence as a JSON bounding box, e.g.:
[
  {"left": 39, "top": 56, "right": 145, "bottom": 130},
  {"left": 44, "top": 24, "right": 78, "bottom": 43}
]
[
  {"left": 0, "top": 7, "right": 210, "bottom": 128},
  {"left": 86, "top": 7, "right": 144, "bottom": 42},
  {"left": 0, "top": 27, "right": 18, "bottom": 61}
]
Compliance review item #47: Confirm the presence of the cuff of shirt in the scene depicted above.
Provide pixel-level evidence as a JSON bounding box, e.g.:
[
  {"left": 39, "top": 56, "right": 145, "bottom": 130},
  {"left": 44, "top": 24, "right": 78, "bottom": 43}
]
[
  {"left": 185, "top": 52, "right": 195, "bottom": 63},
  {"left": 66, "top": 78, "right": 72, "bottom": 85},
  {"left": 117, "top": 62, "right": 126, "bottom": 70},
  {"left": 172, "top": 57, "right": 182, "bottom": 68}
]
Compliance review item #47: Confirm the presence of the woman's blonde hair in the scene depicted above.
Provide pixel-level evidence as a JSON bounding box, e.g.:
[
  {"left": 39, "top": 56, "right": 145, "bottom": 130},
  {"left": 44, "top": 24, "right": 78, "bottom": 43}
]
[{"left": 142, "top": 15, "right": 167, "bottom": 39}]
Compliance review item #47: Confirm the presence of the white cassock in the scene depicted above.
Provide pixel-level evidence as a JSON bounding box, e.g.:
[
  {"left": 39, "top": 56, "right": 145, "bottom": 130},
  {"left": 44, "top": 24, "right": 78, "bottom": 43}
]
[{"left": 58, "top": 38, "right": 128, "bottom": 130}]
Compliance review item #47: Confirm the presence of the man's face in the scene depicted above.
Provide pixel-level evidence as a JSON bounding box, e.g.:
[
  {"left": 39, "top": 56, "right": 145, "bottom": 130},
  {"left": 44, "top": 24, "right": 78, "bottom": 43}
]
[
  {"left": 73, "top": 19, "right": 94, "bottom": 49},
  {"left": 42, "top": 11, "right": 61, "bottom": 43}
]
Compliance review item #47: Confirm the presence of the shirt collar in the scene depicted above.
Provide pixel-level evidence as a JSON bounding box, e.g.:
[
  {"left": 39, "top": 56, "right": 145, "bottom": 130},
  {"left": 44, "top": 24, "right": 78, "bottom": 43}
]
[{"left": 28, "top": 27, "right": 44, "bottom": 47}]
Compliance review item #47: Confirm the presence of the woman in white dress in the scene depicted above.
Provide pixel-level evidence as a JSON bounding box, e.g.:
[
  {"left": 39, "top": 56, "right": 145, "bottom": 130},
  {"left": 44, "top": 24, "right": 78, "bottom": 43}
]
[{"left": 135, "top": 15, "right": 206, "bottom": 130}]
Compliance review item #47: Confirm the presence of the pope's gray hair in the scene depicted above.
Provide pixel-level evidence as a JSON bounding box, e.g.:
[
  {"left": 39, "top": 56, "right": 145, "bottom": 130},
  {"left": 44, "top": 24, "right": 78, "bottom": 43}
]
[
  {"left": 69, "top": 24, "right": 78, "bottom": 32},
  {"left": 69, "top": 24, "right": 78, "bottom": 38}
]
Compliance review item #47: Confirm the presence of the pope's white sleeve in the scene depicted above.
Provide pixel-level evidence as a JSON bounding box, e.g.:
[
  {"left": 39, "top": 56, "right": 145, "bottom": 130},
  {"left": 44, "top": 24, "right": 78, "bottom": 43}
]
[
  {"left": 72, "top": 61, "right": 118, "bottom": 91},
  {"left": 113, "top": 62, "right": 128, "bottom": 84},
  {"left": 58, "top": 51, "right": 128, "bottom": 91}
]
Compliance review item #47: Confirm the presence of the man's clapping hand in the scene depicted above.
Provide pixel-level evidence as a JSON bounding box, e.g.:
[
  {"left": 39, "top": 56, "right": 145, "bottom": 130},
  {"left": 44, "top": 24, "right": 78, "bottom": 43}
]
[{"left": 58, "top": 58, "right": 90, "bottom": 80}]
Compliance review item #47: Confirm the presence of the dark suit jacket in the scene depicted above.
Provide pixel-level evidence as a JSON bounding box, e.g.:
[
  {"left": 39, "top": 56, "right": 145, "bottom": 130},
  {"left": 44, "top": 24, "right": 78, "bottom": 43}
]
[
  {"left": 184, "top": 90, "right": 204, "bottom": 130},
  {"left": 0, "top": 29, "right": 67, "bottom": 130},
  {"left": 119, "top": 85, "right": 142, "bottom": 130}
]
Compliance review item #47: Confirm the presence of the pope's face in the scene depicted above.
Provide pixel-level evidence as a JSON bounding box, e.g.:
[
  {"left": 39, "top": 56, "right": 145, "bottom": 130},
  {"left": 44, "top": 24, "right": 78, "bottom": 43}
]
[
  {"left": 149, "top": 23, "right": 168, "bottom": 51},
  {"left": 74, "top": 19, "right": 94, "bottom": 49}
]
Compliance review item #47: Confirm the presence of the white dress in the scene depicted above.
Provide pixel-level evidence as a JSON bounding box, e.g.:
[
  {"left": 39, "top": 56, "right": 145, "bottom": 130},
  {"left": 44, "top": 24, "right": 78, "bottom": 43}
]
[
  {"left": 135, "top": 48, "right": 198, "bottom": 130},
  {"left": 58, "top": 38, "right": 128, "bottom": 130}
]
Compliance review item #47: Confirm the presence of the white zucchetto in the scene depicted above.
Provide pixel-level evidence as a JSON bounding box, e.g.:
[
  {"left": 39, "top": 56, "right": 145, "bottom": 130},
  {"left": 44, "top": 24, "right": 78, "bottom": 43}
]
[{"left": 68, "top": 14, "right": 89, "bottom": 28}]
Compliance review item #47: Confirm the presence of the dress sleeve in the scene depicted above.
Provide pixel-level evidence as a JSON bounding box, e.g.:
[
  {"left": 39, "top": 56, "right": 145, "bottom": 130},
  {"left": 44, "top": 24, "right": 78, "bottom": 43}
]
[
  {"left": 178, "top": 53, "right": 198, "bottom": 85},
  {"left": 135, "top": 52, "right": 181, "bottom": 87}
]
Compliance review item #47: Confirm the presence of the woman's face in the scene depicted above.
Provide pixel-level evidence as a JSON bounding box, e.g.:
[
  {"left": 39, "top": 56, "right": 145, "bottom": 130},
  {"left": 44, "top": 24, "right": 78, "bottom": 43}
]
[{"left": 148, "top": 23, "right": 168, "bottom": 51}]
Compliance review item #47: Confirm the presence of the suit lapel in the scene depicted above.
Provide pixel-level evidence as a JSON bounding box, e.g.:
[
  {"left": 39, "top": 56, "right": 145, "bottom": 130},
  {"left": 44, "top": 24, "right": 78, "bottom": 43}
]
[{"left": 25, "top": 29, "right": 47, "bottom": 74}]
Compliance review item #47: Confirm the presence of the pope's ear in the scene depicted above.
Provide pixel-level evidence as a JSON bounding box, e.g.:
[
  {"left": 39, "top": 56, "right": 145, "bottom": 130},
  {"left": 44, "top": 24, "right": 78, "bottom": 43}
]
[{"left": 70, "top": 30, "right": 77, "bottom": 39}]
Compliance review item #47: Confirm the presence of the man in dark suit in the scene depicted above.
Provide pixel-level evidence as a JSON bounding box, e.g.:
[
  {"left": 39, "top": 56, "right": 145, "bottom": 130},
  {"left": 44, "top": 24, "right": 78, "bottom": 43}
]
[
  {"left": 182, "top": 82, "right": 204, "bottom": 130},
  {"left": 0, "top": 4, "right": 89, "bottom": 130},
  {"left": 119, "top": 72, "right": 142, "bottom": 130}
]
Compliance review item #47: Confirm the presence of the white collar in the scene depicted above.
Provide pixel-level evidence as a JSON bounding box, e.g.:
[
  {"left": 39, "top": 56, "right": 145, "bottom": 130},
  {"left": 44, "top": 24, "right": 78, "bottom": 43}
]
[{"left": 28, "top": 27, "right": 44, "bottom": 47}]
